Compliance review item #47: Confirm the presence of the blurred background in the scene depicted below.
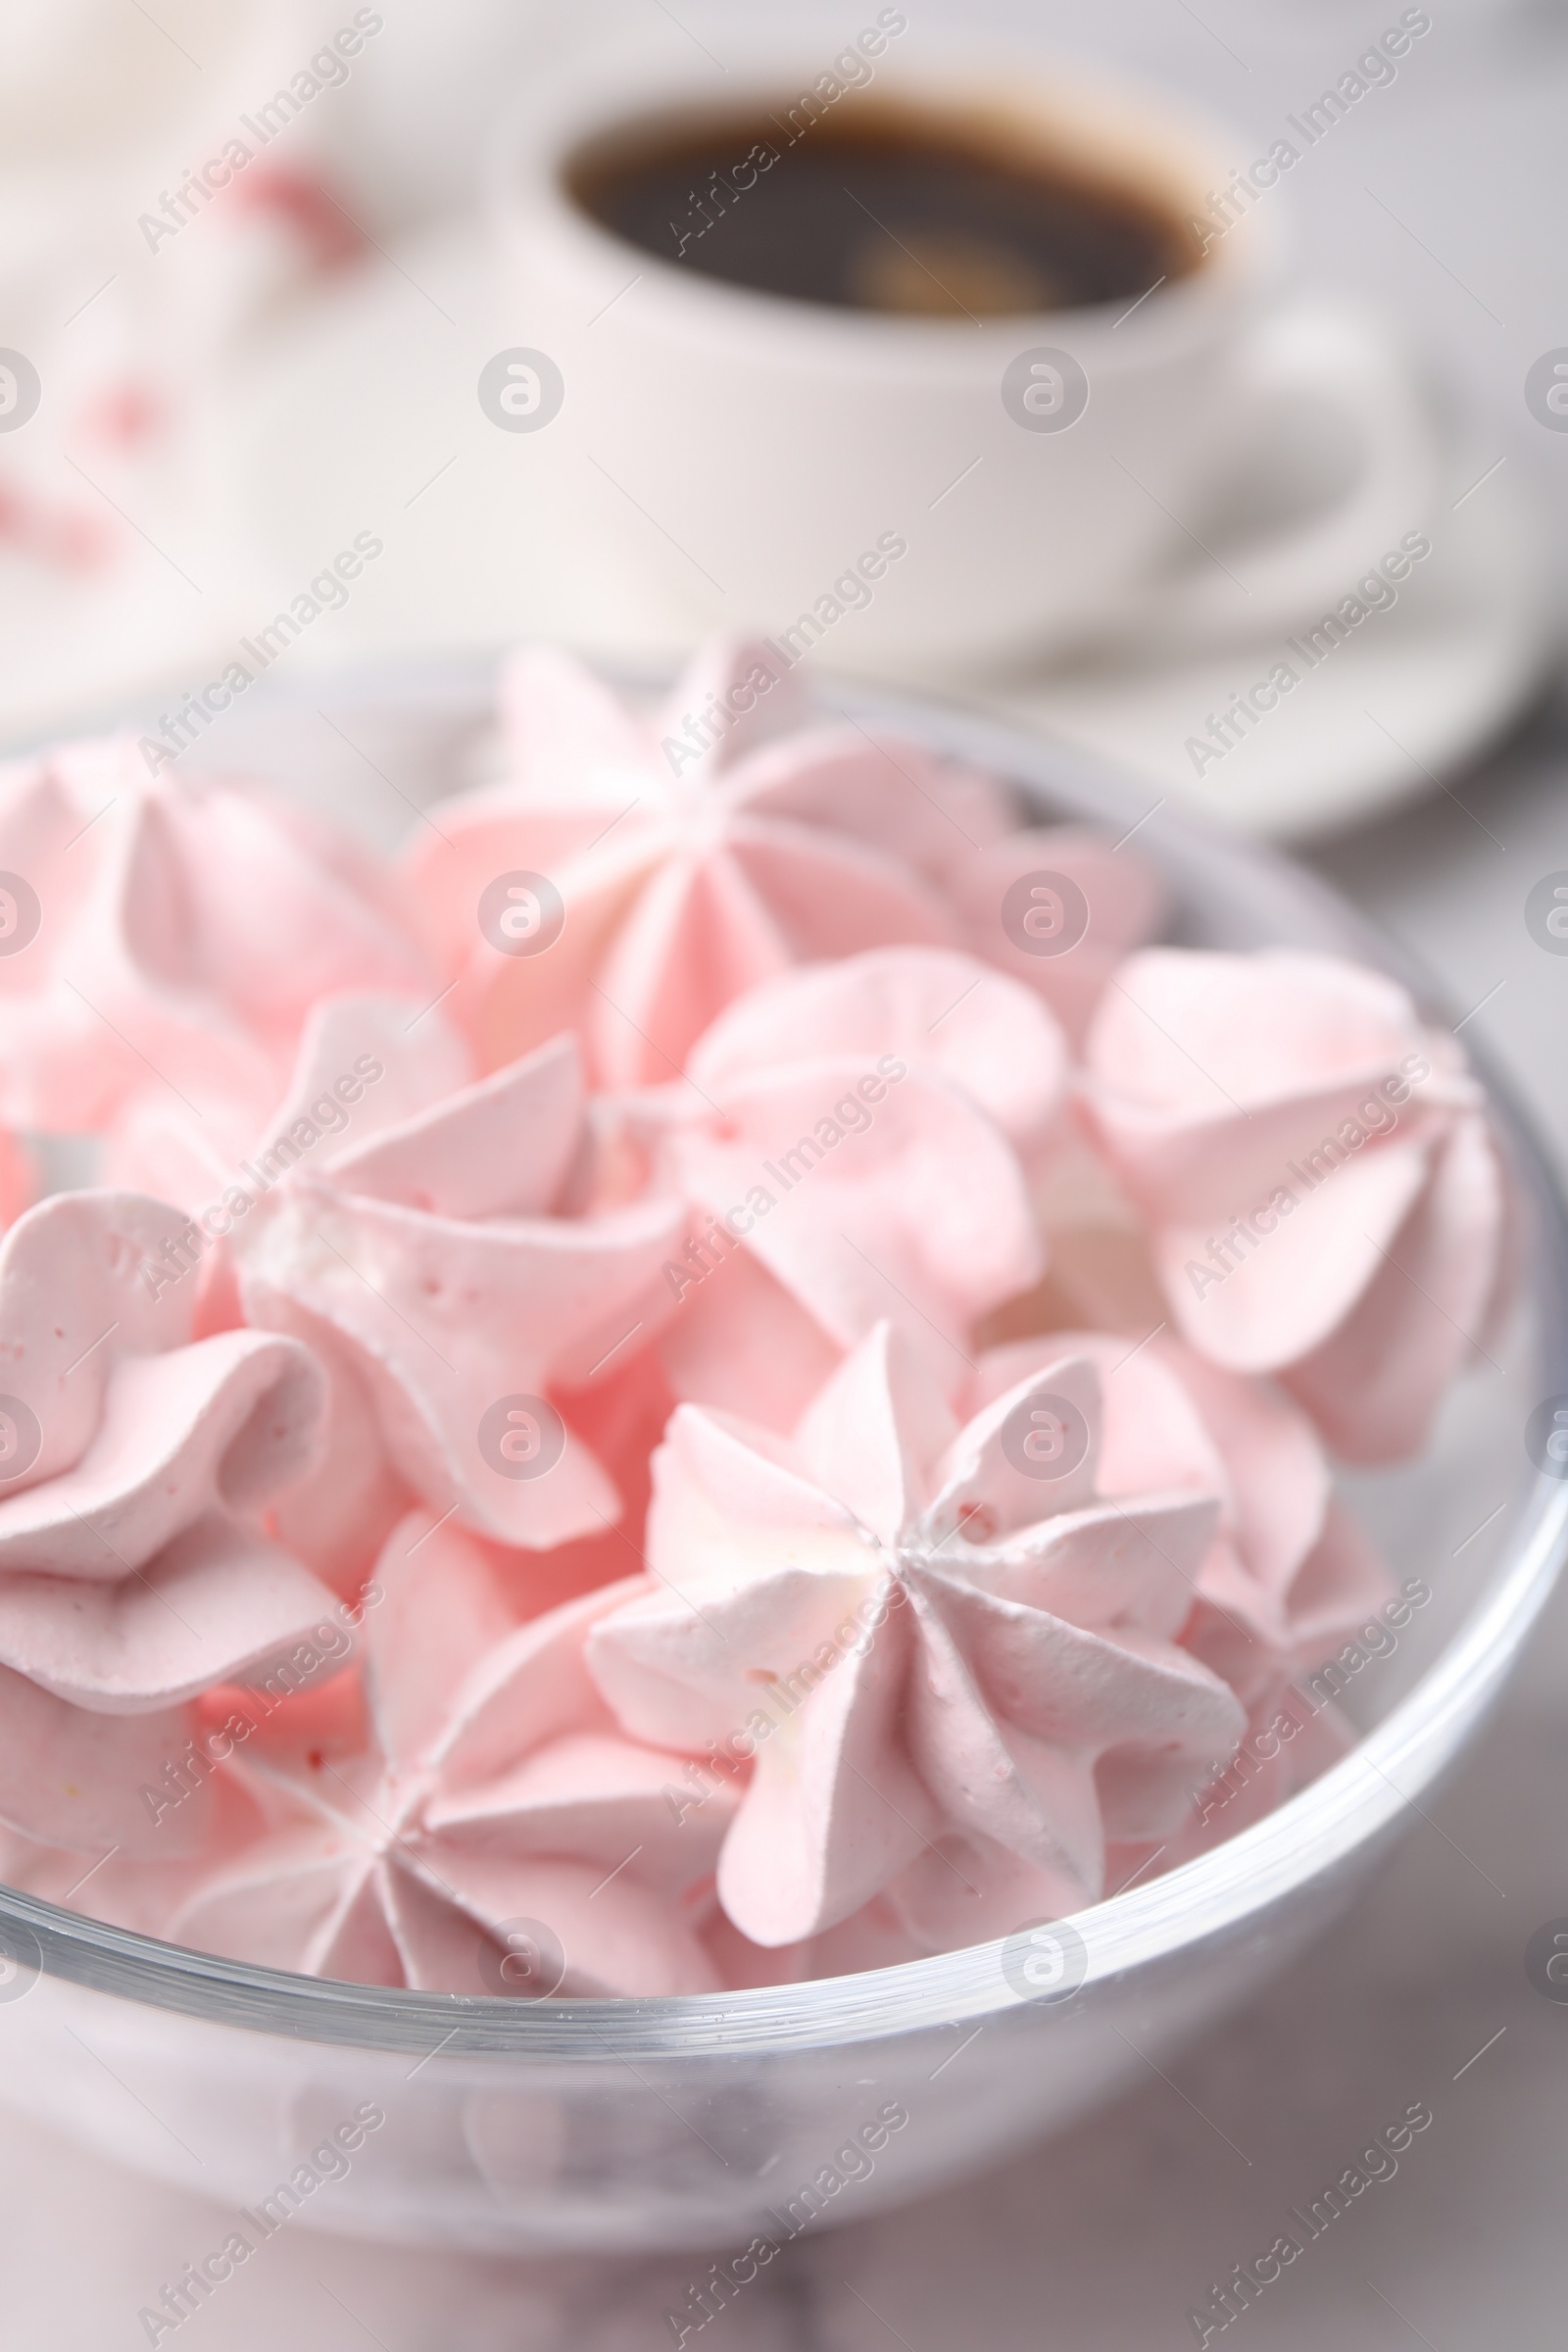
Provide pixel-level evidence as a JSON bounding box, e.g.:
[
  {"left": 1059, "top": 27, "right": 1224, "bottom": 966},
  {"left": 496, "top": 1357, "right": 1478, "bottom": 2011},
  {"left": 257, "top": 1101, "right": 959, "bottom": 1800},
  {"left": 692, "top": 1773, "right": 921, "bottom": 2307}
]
[
  {"left": 4, "top": 2, "right": 1567, "bottom": 2344},
  {"left": 3, "top": 0, "right": 1564, "bottom": 752}
]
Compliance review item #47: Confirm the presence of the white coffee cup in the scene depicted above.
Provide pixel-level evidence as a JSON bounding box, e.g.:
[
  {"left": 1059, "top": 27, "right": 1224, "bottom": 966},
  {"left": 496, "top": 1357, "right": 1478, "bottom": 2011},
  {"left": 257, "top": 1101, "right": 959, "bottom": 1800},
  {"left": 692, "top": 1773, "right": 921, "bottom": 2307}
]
[{"left": 489, "top": 37, "right": 1436, "bottom": 677}]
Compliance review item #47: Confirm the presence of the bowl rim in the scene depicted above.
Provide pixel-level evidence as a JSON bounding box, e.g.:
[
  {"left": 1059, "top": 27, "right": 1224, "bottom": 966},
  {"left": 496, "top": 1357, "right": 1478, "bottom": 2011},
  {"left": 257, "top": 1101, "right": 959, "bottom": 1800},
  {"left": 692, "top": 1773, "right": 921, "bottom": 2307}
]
[{"left": 2, "top": 650, "right": 1563, "bottom": 2060}]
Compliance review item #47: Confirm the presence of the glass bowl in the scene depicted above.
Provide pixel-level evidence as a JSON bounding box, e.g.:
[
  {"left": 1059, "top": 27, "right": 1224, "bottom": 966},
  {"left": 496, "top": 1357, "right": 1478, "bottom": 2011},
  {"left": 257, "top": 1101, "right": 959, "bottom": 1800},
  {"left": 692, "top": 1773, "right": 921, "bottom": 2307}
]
[{"left": 0, "top": 655, "right": 1561, "bottom": 2257}]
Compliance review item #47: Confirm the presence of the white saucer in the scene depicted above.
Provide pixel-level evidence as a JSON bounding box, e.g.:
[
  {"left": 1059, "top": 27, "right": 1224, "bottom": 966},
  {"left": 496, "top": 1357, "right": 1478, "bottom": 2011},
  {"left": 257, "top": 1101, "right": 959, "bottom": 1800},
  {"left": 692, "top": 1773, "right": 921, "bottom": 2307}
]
[
  {"left": 985, "top": 445, "right": 1555, "bottom": 840},
  {"left": 166, "top": 220, "right": 1559, "bottom": 841}
]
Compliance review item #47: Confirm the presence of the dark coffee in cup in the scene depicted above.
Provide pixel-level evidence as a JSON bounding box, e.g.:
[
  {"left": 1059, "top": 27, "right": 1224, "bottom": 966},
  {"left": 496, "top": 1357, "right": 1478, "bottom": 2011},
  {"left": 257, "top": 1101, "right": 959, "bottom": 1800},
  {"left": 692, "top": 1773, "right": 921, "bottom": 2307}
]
[{"left": 568, "top": 99, "right": 1200, "bottom": 318}]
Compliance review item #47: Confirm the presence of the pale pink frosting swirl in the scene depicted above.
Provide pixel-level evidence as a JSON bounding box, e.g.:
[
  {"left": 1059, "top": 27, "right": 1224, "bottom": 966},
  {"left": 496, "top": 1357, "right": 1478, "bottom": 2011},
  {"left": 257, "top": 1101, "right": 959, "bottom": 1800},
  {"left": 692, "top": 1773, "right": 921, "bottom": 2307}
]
[
  {"left": 614, "top": 947, "right": 1065, "bottom": 1428},
  {"left": 172, "top": 1514, "right": 730, "bottom": 1996},
  {"left": 404, "top": 639, "right": 1013, "bottom": 1087},
  {"left": 215, "top": 1007, "right": 686, "bottom": 1561},
  {"left": 587, "top": 1323, "right": 1246, "bottom": 1949},
  {"left": 1082, "top": 948, "right": 1511, "bottom": 1459},
  {"left": 972, "top": 1328, "right": 1393, "bottom": 1714},
  {"left": 0, "top": 1191, "right": 341, "bottom": 1856},
  {"left": 0, "top": 736, "right": 428, "bottom": 1131},
  {"left": 712, "top": 1325, "right": 1394, "bottom": 1971}
]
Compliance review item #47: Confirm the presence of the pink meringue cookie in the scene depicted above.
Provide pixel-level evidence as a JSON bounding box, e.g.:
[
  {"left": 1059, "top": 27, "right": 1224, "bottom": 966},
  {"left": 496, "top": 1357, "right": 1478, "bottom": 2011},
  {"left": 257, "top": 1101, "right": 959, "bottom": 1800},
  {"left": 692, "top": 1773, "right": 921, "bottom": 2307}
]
[
  {"left": 586, "top": 1323, "right": 1245, "bottom": 1949},
  {"left": 232, "top": 1021, "right": 684, "bottom": 1554},
  {"left": 970, "top": 1331, "right": 1392, "bottom": 1716},
  {"left": 0, "top": 1766, "right": 268, "bottom": 1942},
  {"left": 172, "top": 1513, "right": 731, "bottom": 1996},
  {"left": 104, "top": 988, "right": 474, "bottom": 1217},
  {"left": 713, "top": 1316, "right": 1390, "bottom": 1959},
  {"left": 624, "top": 949, "right": 1057, "bottom": 1427},
  {"left": 1192, "top": 1678, "right": 1357, "bottom": 1844},
  {"left": 682, "top": 946, "right": 1070, "bottom": 1164},
  {"left": 1082, "top": 949, "right": 1511, "bottom": 1460},
  {"left": 99, "top": 989, "right": 476, "bottom": 1554},
  {"left": 403, "top": 638, "right": 1012, "bottom": 1088},
  {"left": 0, "top": 1192, "right": 344, "bottom": 1856},
  {"left": 703, "top": 1889, "right": 934, "bottom": 1988},
  {"left": 894, "top": 1321, "right": 1393, "bottom": 1934},
  {"left": 0, "top": 735, "right": 428, "bottom": 1131},
  {"left": 106, "top": 995, "right": 681, "bottom": 1577},
  {"left": 948, "top": 824, "right": 1168, "bottom": 1044}
]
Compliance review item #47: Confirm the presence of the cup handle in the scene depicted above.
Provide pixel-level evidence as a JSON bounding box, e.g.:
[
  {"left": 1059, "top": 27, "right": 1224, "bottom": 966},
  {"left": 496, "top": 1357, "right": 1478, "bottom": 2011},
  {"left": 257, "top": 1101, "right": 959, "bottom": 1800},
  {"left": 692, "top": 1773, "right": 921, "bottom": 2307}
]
[{"left": 1120, "top": 300, "right": 1440, "bottom": 651}]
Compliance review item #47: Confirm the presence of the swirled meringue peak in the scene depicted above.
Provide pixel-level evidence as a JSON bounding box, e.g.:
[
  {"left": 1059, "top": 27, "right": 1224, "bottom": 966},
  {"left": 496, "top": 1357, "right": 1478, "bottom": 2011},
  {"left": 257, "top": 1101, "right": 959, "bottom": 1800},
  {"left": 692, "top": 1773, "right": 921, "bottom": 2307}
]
[
  {"left": 103, "top": 987, "right": 474, "bottom": 1230},
  {"left": 0, "top": 734, "right": 429, "bottom": 1132},
  {"left": 970, "top": 1329, "right": 1392, "bottom": 1717},
  {"left": 0, "top": 1191, "right": 344, "bottom": 1855},
  {"left": 231, "top": 1010, "right": 684, "bottom": 1556},
  {"left": 1083, "top": 949, "right": 1512, "bottom": 1460},
  {"left": 172, "top": 1513, "right": 729, "bottom": 1996},
  {"left": 623, "top": 947, "right": 1061, "bottom": 1428},
  {"left": 956, "top": 1301, "right": 1379, "bottom": 1914},
  {"left": 683, "top": 945, "right": 1071, "bottom": 1165},
  {"left": 403, "top": 638, "right": 1013, "bottom": 1087},
  {"left": 586, "top": 1323, "right": 1246, "bottom": 1950}
]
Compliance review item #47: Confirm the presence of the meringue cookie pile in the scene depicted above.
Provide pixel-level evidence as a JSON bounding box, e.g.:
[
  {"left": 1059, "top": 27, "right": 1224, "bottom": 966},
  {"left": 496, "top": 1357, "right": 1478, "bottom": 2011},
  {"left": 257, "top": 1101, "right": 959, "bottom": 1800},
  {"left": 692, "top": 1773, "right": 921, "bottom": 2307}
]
[{"left": 0, "top": 641, "right": 1510, "bottom": 1996}]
